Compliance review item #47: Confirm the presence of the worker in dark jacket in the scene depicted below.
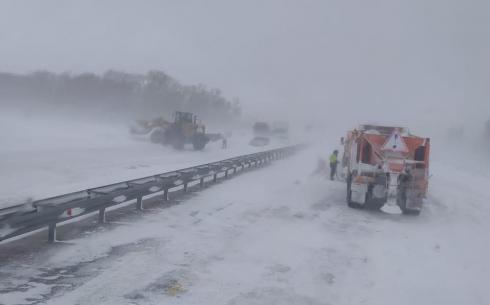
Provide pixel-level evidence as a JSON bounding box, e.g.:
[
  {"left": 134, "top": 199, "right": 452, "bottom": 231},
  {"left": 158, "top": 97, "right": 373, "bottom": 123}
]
[{"left": 329, "top": 150, "right": 339, "bottom": 180}]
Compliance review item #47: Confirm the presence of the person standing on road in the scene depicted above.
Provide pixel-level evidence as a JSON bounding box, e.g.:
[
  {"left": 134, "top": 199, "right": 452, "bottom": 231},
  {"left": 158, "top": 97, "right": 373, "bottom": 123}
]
[{"left": 329, "top": 150, "right": 339, "bottom": 180}]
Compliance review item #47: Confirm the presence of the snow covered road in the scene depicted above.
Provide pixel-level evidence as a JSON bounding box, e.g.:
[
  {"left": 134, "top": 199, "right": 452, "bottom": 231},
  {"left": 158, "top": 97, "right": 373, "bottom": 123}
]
[{"left": 1, "top": 146, "right": 489, "bottom": 305}]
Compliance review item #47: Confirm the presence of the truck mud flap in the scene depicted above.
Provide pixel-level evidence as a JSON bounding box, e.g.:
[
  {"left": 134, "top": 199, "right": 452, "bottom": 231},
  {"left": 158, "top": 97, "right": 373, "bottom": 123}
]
[
  {"left": 350, "top": 183, "right": 367, "bottom": 205},
  {"left": 405, "top": 189, "right": 423, "bottom": 210},
  {"left": 397, "top": 187, "right": 422, "bottom": 215}
]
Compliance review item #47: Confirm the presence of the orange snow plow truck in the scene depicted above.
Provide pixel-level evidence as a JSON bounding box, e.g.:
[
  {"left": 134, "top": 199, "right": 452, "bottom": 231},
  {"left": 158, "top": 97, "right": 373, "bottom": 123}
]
[{"left": 342, "top": 125, "right": 430, "bottom": 215}]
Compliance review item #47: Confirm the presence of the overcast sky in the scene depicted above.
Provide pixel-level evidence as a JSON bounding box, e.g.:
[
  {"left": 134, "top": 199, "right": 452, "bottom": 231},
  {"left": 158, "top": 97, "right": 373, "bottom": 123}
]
[{"left": 0, "top": 0, "right": 489, "bottom": 129}]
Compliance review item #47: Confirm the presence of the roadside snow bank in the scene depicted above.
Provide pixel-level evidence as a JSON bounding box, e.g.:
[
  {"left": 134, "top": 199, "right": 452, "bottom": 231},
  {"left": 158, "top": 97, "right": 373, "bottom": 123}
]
[{"left": 0, "top": 114, "right": 289, "bottom": 209}]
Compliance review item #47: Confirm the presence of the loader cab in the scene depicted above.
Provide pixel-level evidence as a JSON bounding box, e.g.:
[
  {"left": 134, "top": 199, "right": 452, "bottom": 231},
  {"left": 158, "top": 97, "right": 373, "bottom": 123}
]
[{"left": 174, "top": 111, "right": 195, "bottom": 124}]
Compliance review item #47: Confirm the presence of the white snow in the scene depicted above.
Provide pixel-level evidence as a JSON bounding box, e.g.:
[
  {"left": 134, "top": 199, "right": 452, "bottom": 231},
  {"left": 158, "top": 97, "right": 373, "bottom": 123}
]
[
  {"left": 0, "top": 114, "right": 288, "bottom": 209},
  {"left": 1, "top": 143, "right": 489, "bottom": 305}
]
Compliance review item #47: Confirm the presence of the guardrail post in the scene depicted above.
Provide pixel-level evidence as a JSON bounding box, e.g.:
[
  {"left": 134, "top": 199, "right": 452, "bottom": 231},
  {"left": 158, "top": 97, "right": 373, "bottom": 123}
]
[
  {"left": 213, "top": 173, "right": 218, "bottom": 183},
  {"left": 98, "top": 208, "right": 106, "bottom": 223},
  {"left": 48, "top": 223, "right": 56, "bottom": 243},
  {"left": 233, "top": 167, "right": 237, "bottom": 174},
  {"left": 163, "top": 188, "right": 169, "bottom": 201},
  {"left": 224, "top": 169, "right": 229, "bottom": 178},
  {"left": 136, "top": 196, "right": 143, "bottom": 210},
  {"left": 183, "top": 182, "right": 188, "bottom": 192},
  {"left": 200, "top": 177, "right": 205, "bottom": 188}
]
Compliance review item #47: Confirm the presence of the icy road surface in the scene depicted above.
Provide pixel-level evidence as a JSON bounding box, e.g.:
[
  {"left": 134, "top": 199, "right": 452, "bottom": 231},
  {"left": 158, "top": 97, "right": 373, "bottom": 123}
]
[
  {"left": 1, "top": 146, "right": 489, "bottom": 305},
  {"left": 0, "top": 115, "right": 286, "bottom": 209}
]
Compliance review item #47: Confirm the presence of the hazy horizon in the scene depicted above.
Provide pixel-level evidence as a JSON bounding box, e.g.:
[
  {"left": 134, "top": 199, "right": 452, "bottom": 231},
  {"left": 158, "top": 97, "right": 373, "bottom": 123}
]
[{"left": 1, "top": 0, "right": 489, "bottom": 129}]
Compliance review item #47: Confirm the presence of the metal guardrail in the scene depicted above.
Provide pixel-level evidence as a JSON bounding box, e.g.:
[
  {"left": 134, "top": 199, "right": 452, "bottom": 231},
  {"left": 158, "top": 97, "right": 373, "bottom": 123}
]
[{"left": 0, "top": 145, "right": 302, "bottom": 243}]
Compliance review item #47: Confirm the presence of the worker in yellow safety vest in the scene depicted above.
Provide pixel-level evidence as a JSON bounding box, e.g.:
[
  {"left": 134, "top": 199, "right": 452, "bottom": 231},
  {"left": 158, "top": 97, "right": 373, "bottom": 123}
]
[{"left": 329, "top": 150, "right": 339, "bottom": 180}]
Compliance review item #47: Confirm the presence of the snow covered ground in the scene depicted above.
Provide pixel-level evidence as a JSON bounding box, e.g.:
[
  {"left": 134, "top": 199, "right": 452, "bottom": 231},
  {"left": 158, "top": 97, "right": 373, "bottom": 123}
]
[
  {"left": 1, "top": 143, "right": 489, "bottom": 305},
  {"left": 0, "top": 114, "right": 289, "bottom": 209}
]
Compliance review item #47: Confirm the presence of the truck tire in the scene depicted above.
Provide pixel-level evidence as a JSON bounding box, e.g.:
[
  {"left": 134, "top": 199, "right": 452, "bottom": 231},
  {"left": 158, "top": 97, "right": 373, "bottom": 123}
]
[
  {"left": 364, "top": 189, "right": 385, "bottom": 210},
  {"left": 346, "top": 174, "right": 363, "bottom": 209},
  {"left": 397, "top": 188, "right": 420, "bottom": 216},
  {"left": 404, "top": 209, "right": 421, "bottom": 216},
  {"left": 365, "top": 175, "right": 388, "bottom": 210}
]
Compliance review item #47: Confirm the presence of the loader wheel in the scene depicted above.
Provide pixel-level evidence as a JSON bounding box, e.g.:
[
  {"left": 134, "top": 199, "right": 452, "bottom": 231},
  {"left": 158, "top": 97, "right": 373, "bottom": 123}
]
[
  {"left": 346, "top": 174, "right": 363, "bottom": 209},
  {"left": 192, "top": 134, "right": 208, "bottom": 150},
  {"left": 149, "top": 127, "right": 165, "bottom": 144}
]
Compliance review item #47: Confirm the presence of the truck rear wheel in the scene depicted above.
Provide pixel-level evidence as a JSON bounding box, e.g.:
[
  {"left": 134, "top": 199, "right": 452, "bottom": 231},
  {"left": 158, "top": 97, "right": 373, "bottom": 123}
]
[
  {"left": 403, "top": 209, "right": 420, "bottom": 216},
  {"left": 364, "top": 190, "right": 385, "bottom": 210},
  {"left": 397, "top": 188, "right": 420, "bottom": 215},
  {"left": 346, "top": 174, "right": 363, "bottom": 209},
  {"left": 364, "top": 175, "right": 388, "bottom": 210}
]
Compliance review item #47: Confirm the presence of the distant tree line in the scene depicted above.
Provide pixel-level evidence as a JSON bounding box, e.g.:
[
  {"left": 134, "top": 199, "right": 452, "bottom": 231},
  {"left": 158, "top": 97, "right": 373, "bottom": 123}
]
[{"left": 0, "top": 70, "right": 241, "bottom": 122}]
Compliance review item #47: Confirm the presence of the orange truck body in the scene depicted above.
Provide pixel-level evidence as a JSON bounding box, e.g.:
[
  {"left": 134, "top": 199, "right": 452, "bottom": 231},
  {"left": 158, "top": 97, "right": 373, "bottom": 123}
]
[{"left": 342, "top": 125, "right": 430, "bottom": 214}]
